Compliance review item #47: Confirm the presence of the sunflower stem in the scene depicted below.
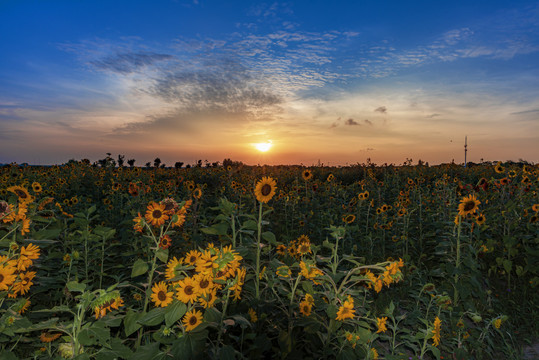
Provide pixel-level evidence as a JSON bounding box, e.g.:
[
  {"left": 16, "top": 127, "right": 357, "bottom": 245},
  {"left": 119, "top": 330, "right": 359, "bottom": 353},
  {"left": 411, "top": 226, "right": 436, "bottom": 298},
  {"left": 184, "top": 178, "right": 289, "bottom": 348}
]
[
  {"left": 255, "top": 201, "right": 263, "bottom": 300},
  {"left": 454, "top": 216, "right": 462, "bottom": 306}
]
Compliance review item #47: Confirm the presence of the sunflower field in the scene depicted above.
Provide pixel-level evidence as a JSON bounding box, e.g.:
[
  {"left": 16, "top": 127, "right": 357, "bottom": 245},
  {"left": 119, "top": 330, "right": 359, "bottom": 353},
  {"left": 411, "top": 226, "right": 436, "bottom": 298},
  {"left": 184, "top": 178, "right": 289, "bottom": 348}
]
[{"left": 0, "top": 160, "right": 537, "bottom": 359}]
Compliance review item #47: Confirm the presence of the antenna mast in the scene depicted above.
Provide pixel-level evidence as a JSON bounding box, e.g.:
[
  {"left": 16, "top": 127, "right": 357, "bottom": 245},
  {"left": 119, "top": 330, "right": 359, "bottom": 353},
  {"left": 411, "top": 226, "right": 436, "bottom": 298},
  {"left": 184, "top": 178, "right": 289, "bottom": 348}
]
[{"left": 464, "top": 136, "right": 468, "bottom": 168}]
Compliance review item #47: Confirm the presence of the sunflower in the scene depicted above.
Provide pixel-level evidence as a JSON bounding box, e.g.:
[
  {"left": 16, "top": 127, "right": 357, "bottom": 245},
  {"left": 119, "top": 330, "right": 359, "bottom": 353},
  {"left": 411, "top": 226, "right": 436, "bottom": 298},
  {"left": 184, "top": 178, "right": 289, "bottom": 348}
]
[
  {"left": 12, "top": 271, "right": 36, "bottom": 295},
  {"left": 183, "top": 250, "right": 201, "bottom": 267},
  {"left": 176, "top": 277, "right": 199, "bottom": 303},
  {"left": 39, "top": 332, "right": 62, "bottom": 343},
  {"left": 343, "top": 214, "right": 356, "bottom": 224},
  {"left": 182, "top": 309, "right": 203, "bottom": 332},
  {"left": 299, "top": 300, "right": 312, "bottom": 316},
  {"left": 193, "top": 187, "right": 202, "bottom": 199},
  {"left": 194, "top": 273, "right": 214, "bottom": 296},
  {"left": 0, "top": 264, "right": 17, "bottom": 290},
  {"left": 302, "top": 169, "right": 313, "bottom": 181},
  {"left": 17, "top": 298, "right": 31, "bottom": 314},
  {"left": 151, "top": 281, "right": 173, "bottom": 307},
  {"left": 20, "top": 218, "right": 31, "bottom": 236},
  {"left": 475, "top": 213, "right": 486, "bottom": 226},
  {"left": 336, "top": 299, "right": 355, "bottom": 321},
  {"left": 532, "top": 204, "right": 539, "bottom": 212},
  {"left": 248, "top": 308, "right": 258, "bottom": 323},
  {"left": 159, "top": 235, "right": 172, "bottom": 250},
  {"left": 145, "top": 202, "right": 169, "bottom": 227},
  {"left": 276, "top": 244, "right": 287, "bottom": 256},
  {"left": 458, "top": 194, "right": 480, "bottom": 217},
  {"left": 254, "top": 177, "right": 277, "bottom": 203},
  {"left": 7, "top": 186, "right": 33, "bottom": 204},
  {"left": 494, "top": 162, "right": 504, "bottom": 173},
  {"left": 198, "top": 288, "right": 217, "bottom": 308},
  {"left": 327, "top": 174, "right": 334, "bottom": 182},
  {"left": 165, "top": 257, "right": 182, "bottom": 280},
  {"left": 499, "top": 177, "right": 509, "bottom": 186},
  {"left": 432, "top": 316, "right": 442, "bottom": 347},
  {"left": 376, "top": 317, "right": 388, "bottom": 333},
  {"left": 297, "top": 241, "right": 311, "bottom": 256},
  {"left": 31, "top": 182, "right": 42, "bottom": 193},
  {"left": 398, "top": 208, "right": 407, "bottom": 217}
]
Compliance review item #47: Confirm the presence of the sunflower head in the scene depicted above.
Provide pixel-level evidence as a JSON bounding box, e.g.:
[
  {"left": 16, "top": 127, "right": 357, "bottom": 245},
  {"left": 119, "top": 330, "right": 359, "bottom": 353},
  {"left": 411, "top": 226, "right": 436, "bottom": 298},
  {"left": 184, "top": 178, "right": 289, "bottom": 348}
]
[{"left": 254, "top": 177, "right": 277, "bottom": 203}]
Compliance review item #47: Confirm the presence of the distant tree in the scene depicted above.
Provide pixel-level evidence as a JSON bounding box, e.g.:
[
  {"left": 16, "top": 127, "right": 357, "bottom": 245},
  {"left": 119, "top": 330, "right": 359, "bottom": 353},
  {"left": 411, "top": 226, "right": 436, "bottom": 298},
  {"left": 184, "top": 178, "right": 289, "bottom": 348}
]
[
  {"left": 174, "top": 162, "right": 184, "bottom": 169},
  {"left": 160, "top": 163, "right": 166, "bottom": 168},
  {"left": 154, "top": 158, "right": 161, "bottom": 168},
  {"left": 145, "top": 162, "right": 151, "bottom": 168},
  {"left": 185, "top": 164, "right": 191, "bottom": 169},
  {"left": 127, "top": 159, "right": 136, "bottom": 167},
  {"left": 211, "top": 161, "right": 220, "bottom": 168},
  {"left": 117, "top": 154, "right": 125, "bottom": 167},
  {"left": 196, "top": 160, "right": 202, "bottom": 168}
]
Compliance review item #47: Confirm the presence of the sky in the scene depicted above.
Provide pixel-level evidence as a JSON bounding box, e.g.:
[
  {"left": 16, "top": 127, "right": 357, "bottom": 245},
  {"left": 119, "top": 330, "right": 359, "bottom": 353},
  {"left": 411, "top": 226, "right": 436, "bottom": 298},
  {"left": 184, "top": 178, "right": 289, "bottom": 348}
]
[{"left": 1, "top": 0, "right": 538, "bottom": 166}]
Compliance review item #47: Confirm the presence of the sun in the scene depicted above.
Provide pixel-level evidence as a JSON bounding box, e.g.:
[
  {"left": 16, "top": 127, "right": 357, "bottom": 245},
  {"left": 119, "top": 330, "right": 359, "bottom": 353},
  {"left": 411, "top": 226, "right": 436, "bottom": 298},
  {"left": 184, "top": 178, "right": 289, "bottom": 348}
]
[{"left": 254, "top": 141, "right": 272, "bottom": 152}]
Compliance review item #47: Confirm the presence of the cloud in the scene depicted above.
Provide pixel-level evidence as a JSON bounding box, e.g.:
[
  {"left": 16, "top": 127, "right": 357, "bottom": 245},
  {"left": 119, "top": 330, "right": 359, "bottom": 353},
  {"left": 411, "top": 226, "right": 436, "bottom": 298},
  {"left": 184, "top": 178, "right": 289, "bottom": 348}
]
[
  {"left": 90, "top": 52, "right": 173, "bottom": 74},
  {"left": 426, "top": 113, "right": 441, "bottom": 118},
  {"left": 364, "top": 119, "right": 373, "bottom": 125},
  {"left": 374, "top": 106, "right": 387, "bottom": 114},
  {"left": 345, "top": 118, "right": 359, "bottom": 125},
  {"left": 510, "top": 109, "right": 539, "bottom": 115}
]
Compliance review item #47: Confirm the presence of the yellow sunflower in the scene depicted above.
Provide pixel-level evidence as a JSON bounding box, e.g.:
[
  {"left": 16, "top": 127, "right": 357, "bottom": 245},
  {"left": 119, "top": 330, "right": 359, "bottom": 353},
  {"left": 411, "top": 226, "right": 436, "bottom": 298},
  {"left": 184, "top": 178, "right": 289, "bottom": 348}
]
[
  {"left": 432, "top": 316, "right": 442, "bottom": 347},
  {"left": 176, "top": 277, "right": 199, "bottom": 303},
  {"left": 150, "top": 281, "right": 173, "bottom": 307},
  {"left": 0, "top": 264, "right": 17, "bottom": 291},
  {"left": 343, "top": 214, "right": 356, "bottom": 224},
  {"left": 31, "top": 182, "right": 42, "bottom": 193},
  {"left": 183, "top": 250, "right": 201, "bottom": 267},
  {"left": 302, "top": 169, "right": 313, "bottom": 181},
  {"left": 198, "top": 288, "right": 217, "bottom": 308},
  {"left": 39, "top": 332, "right": 62, "bottom": 343},
  {"left": 12, "top": 271, "right": 36, "bottom": 295},
  {"left": 7, "top": 186, "right": 33, "bottom": 204},
  {"left": 165, "top": 257, "right": 182, "bottom": 280},
  {"left": 194, "top": 273, "right": 214, "bottom": 296},
  {"left": 494, "top": 162, "right": 504, "bottom": 173},
  {"left": 254, "top": 176, "right": 277, "bottom": 203},
  {"left": 299, "top": 300, "right": 312, "bottom": 316},
  {"left": 336, "top": 299, "right": 355, "bottom": 321},
  {"left": 193, "top": 187, "right": 202, "bottom": 199},
  {"left": 376, "top": 317, "right": 388, "bottom": 333},
  {"left": 145, "top": 202, "right": 169, "bottom": 227},
  {"left": 182, "top": 309, "right": 203, "bottom": 332},
  {"left": 458, "top": 194, "right": 480, "bottom": 217},
  {"left": 475, "top": 213, "right": 486, "bottom": 226}
]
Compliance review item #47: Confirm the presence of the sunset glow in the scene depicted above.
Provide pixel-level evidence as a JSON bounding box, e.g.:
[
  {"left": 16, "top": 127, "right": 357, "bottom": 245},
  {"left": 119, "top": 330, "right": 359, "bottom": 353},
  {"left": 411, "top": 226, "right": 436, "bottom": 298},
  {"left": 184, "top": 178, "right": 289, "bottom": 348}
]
[
  {"left": 254, "top": 142, "right": 273, "bottom": 153},
  {"left": 0, "top": 1, "right": 537, "bottom": 166}
]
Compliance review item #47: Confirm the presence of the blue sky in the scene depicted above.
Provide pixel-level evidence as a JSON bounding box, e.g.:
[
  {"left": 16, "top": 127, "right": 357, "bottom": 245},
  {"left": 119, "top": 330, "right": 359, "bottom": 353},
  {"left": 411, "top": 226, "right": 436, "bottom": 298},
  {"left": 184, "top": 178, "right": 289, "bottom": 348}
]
[{"left": 1, "top": 0, "right": 538, "bottom": 165}]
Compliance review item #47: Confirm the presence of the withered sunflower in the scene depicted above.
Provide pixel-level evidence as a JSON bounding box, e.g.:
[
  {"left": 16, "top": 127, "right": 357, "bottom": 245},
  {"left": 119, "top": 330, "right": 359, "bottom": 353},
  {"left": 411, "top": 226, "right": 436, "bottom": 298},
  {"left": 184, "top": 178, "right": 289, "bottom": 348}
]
[
  {"left": 254, "top": 177, "right": 277, "bottom": 203},
  {"left": 145, "top": 202, "right": 169, "bottom": 227}
]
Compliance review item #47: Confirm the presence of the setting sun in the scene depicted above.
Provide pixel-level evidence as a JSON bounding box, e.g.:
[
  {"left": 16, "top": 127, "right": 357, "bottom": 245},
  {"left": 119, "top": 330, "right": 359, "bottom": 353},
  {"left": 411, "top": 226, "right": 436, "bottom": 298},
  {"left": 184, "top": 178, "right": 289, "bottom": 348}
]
[{"left": 254, "top": 142, "right": 273, "bottom": 152}]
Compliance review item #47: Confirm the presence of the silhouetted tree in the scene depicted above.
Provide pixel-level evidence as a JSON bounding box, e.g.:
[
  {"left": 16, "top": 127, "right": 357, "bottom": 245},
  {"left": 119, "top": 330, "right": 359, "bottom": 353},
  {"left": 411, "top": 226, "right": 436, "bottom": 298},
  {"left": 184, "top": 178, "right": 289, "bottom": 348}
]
[
  {"left": 154, "top": 158, "right": 161, "bottom": 168},
  {"left": 145, "top": 162, "right": 151, "bottom": 168},
  {"left": 127, "top": 159, "right": 136, "bottom": 167},
  {"left": 196, "top": 160, "right": 202, "bottom": 168},
  {"left": 175, "top": 162, "right": 184, "bottom": 169}
]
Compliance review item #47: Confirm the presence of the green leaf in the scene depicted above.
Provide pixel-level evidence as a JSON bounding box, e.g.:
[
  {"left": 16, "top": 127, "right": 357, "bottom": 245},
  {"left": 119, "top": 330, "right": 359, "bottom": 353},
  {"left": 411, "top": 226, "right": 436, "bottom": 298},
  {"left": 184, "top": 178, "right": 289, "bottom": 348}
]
[
  {"left": 156, "top": 249, "right": 169, "bottom": 263},
  {"left": 242, "top": 220, "right": 258, "bottom": 231},
  {"left": 66, "top": 281, "right": 86, "bottom": 293},
  {"left": 165, "top": 301, "right": 187, "bottom": 327},
  {"left": 96, "top": 338, "right": 133, "bottom": 360},
  {"left": 170, "top": 331, "right": 208, "bottom": 360},
  {"left": 218, "top": 345, "right": 236, "bottom": 360},
  {"left": 503, "top": 260, "right": 512, "bottom": 274},
  {"left": 15, "top": 317, "right": 59, "bottom": 333},
  {"left": 123, "top": 310, "right": 143, "bottom": 337},
  {"left": 78, "top": 321, "right": 110, "bottom": 346},
  {"left": 131, "top": 342, "right": 166, "bottom": 360},
  {"left": 131, "top": 259, "right": 149, "bottom": 278},
  {"left": 0, "top": 351, "right": 18, "bottom": 360},
  {"left": 138, "top": 307, "right": 167, "bottom": 326},
  {"left": 261, "top": 231, "right": 277, "bottom": 245}
]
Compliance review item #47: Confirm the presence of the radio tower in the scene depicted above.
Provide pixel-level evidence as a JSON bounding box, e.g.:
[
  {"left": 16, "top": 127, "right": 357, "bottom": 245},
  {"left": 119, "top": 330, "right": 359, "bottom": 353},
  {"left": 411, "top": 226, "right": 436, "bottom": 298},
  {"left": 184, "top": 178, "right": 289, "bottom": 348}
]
[{"left": 464, "top": 136, "right": 468, "bottom": 168}]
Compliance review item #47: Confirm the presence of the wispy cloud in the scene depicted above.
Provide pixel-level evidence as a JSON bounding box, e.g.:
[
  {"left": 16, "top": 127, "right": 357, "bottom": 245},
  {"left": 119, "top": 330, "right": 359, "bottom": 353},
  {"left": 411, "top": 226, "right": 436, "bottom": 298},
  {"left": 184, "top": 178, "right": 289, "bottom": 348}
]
[
  {"left": 90, "top": 52, "right": 173, "bottom": 74},
  {"left": 345, "top": 118, "right": 359, "bottom": 126}
]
